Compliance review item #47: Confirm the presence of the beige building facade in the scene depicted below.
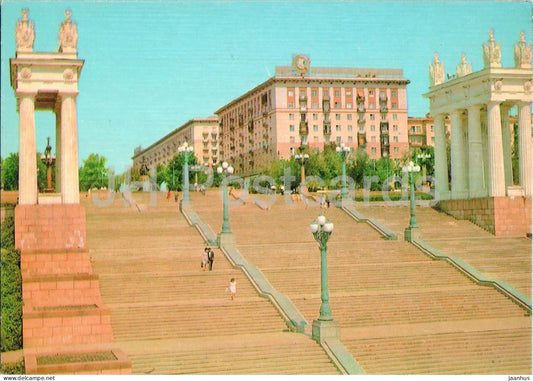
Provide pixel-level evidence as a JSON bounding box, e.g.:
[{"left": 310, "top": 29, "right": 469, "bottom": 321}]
[
  {"left": 132, "top": 117, "right": 219, "bottom": 172},
  {"left": 216, "top": 58, "right": 410, "bottom": 176}
]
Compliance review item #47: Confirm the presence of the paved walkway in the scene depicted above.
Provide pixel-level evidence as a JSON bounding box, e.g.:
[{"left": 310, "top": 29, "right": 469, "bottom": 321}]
[
  {"left": 191, "top": 190, "right": 531, "bottom": 374},
  {"left": 83, "top": 192, "right": 339, "bottom": 374}
]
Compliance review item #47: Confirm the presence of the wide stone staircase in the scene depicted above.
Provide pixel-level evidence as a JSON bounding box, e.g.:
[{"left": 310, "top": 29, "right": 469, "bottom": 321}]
[
  {"left": 83, "top": 192, "right": 339, "bottom": 374},
  {"left": 359, "top": 204, "right": 532, "bottom": 298},
  {"left": 192, "top": 191, "right": 531, "bottom": 374}
]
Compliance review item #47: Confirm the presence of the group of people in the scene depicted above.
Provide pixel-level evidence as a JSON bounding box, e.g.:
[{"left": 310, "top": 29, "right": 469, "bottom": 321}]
[
  {"left": 201, "top": 247, "right": 215, "bottom": 271},
  {"left": 200, "top": 247, "right": 237, "bottom": 301},
  {"left": 166, "top": 190, "right": 179, "bottom": 202}
]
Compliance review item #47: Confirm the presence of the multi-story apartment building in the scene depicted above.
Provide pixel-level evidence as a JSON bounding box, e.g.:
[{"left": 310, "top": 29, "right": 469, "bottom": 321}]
[
  {"left": 215, "top": 55, "right": 410, "bottom": 176},
  {"left": 132, "top": 117, "right": 218, "bottom": 172}
]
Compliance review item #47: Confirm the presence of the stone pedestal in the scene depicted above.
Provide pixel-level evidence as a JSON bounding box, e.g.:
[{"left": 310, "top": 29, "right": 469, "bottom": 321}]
[
  {"left": 312, "top": 319, "right": 340, "bottom": 343},
  {"left": 15, "top": 204, "right": 86, "bottom": 252},
  {"left": 404, "top": 226, "right": 422, "bottom": 242},
  {"left": 218, "top": 232, "right": 234, "bottom": 248},
  {"left": 436, "top": 197, "right": 532, "bottom": 236}
]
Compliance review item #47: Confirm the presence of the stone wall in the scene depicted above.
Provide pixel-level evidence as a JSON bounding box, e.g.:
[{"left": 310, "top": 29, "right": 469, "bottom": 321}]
[{"left": 436, "top": 197, "right": 532, "bottom": 236}]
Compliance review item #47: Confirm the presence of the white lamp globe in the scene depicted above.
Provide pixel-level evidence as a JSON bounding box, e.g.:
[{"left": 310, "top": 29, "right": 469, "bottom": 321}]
[
  {"left": 222, "top": 161, "right": 229, "bottom": 169},
  {"left": 402, "top": 165, "right": 407, "bottom": 173},
  {"left": 336, "top": 146, "right": 341, "bottom": 152},
  {"left": 304, "top": 154, "right": 309, "bottom": 159},
  {"left": 217, "top": 166, "right": 223, "bottom": 174},
  {"left": 323, "top": 222, "right": 334, "bottom": 233},
  {"left": 414, "top": 165, "right": 421, "bottom": 172},
  {"left": 317, "top": 215, "right": 327, "bottom": 226},
  {"left": 310, "top": 221, "right": 319, "bottom": 233},
  {"left": 227, "top": 166, "right": 234, "bottom": 174}
]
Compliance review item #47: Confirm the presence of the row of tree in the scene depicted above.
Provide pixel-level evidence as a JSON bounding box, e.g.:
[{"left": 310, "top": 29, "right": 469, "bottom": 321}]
[{"left": 0, "top": 147, "right": 436, "bottom": 193}]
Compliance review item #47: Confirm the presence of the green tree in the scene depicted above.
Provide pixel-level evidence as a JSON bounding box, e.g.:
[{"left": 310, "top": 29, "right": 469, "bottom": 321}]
[
  {"left": 79, "top": 154, "right": 108, "bottom": 192},
  {"left": 347, "top": 148, "right": 371, "bottom": 188},
  {"left": 0, "top": 153, "right": 47, "bottom": 191},
  {"left": 1, "top": 153, "right": 18, "bottom": 191},
  {"left": 410, "top": 145, "right": 435, "bottom": 177},
  {"left": 157, "top": 153, "right": 203, "bottom": 191}
]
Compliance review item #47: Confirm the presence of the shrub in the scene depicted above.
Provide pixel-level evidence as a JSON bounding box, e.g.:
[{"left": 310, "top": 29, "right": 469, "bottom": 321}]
[
  {"left": 1, "top": 215, "right": 23, "bottom": 352},
  {"left": 1, "top": 216, "right": 15, "bottom": 249},
  {"left": 1, "top": 359, "right": 25, "bottom": 374}
]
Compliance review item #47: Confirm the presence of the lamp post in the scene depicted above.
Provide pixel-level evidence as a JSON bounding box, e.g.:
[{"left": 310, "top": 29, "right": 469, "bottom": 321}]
[
  {"left": 217, "top": 161, "right": 234, "bottom": 234},
  {"left": 402, "top": 161, "right": 421, "bottom": 242},
  {"left": 310, "top": 215, "right": 340, "bottom": 342},
  {"left": 40, "top": 137, "right": 55, "bottom": 193},
  {"left": 336, "top": 142, "right": 351, "bottom": 199},
  {"left": 178, "top": 141, "right": 194, "bottom": 203},
  {"left": 294, "top": 152, "right": 309, "bottom": 184}
]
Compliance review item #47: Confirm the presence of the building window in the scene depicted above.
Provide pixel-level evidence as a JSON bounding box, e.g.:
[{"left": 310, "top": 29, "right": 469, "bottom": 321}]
[
  {"left": 393, "top": 136, "right": 398, "bottom": 142},
  {"left": 314, "top": 136, "right": 319, "bottom": 142},
  {"left": 300, "top": 89, "right": 306, "bottom": 97},
  {"left": 392, "top": 103, "right": 397, "bottom": 109},
  {"left": 371, "top": 147, "right": 376, "bottom": 154},
  {"left": 290, "top": 136, "right": 295, "bottom": 143},
  {"left": 347, "top": 114, "right": 352, "bottom": 120},
  {"left": 312, "top": 90, "right": 318, "bottom": 97},
  {"left": 371, "top": 136, "right": 377, "bottom": 142},
  {"left": 346, "top": 102, "right": 352, "bottom": 109},
  {"left": 370, "top": 125, "right": 376, "bottom": 131},
  {"left": 334, "top": 90, "right": 340, "bottom": 97},
  {"left": 394, "top": 147, "right": 399, "bottom": 154},
  {"left": 325, "top": 136, "right": 330, "bottom": 143},
  {"left": 369, "top": 90, "right": 374, "bottom": 96},
  {"left": 348, "top": 136, "right": 353, "bottom": 142},
  {"left": 370, "top": 114, "right": 375, "bottom": 120},
  {"left": 380, "top": 90, "right": 386, "bottom": 98},
  {"left": 431, "top": 125, "right": 434, "bottom": 132},
  {"left": 312, "top": 102, "right": 318, "bottom": 108},
  {"left": 289, "top": 125, "right": 295, "bottom": 132},
  {"left": 347, "top": 125, "right": 353, "bottom": 131},
  {"left": 336, "top": 136, "right": 341, "bottom": 143},
  {"left": 335, "top": 114, "right": 341, "bottom": 120},
  {"left": 288, "top": 102, "right": 294, "bottom": 108},
  {"left": 346, "top": 90, "right": 352, "bottom": 96},
  {"left": 290, "top": 147, "right": 295, "bottom": 155},
  {"left": 393, "top": 114, "right": 398, "bottom": 120},
  {"left": 359, "top": 125, "right": 364, "bottom": 132},
  {"left": 313, "top": 125, "right": 318, "bottom": 132},
  {"left": 391, "top": 91, "right": 397, "bottom": 98},
  {"left": 334, "top": 102, "right": 341, "bottom": 108},
  {"left": 369, "top": 102, "right": 375, "bottom": 109},
  {"left": 416, "top": 126, "right": 421, "bottom": 132},
  {"left": 313, "top": 114, "right": 318, "bottom": 120},
  {"left": 381, "top": 114, "right": 387, "bottom": 120},
  {"left": 336, "top": 125, "right": 341, "bottom": 132},
  {"left": 289, "top": 113, "right": 294, "bottom": 120},
  {"left": 288, "top": 90, "right": 294, "bottom": 97},
  {"left": 431, "top": 137, "right": 435, "bottom": 143},
  {"left": 393, "top": 125, "right": 398, "bottom": 131}
]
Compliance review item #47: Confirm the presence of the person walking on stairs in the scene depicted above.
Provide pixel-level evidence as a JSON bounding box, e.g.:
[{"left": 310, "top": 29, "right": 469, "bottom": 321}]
[
  {"left": 227, "top": 278, "right": 237, "bottom": 301},
  {"left": 208, "top": 248, "right": 214, "bottom": 271},
  {"left": 201, "top": 247, "right": 208, "bottom": 271}
]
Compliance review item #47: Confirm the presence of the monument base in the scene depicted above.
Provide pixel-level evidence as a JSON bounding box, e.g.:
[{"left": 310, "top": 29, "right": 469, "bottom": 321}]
[
  {"left": 404, "top": 226, "right": 422, "bottom": 242},
  {"left": 435, "top": 196, "right": 532, "bottom": 236},
  {"left": 15, "top": 204, "right": 86, "bottom": 252},
  {"left": 312, "top": 319, "right": 340, "bottom": 342}
]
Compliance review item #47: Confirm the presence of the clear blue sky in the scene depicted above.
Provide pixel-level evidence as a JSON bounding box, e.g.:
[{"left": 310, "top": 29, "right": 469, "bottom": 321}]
[{"left": 1, "top": 0, "right": 531, "bottom": 172}]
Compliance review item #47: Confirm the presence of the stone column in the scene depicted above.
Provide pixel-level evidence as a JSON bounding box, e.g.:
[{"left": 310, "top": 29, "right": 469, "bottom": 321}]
[
  {"left": 500, "top": 105, "right": 513, "bottom": 188},
  {"left": 18, "top": 93, "right": 38, "bottom": 205},
  {"left": 518, "top": 101, "right": 532, "bottom": 196},
  {"left": 60, "top": 93, "right": 80, "bottom": 204},
  {"left": 467, "top": 105, "right": 486, "bottom": 197},
  {"left": 433, "top": 113, "right": 450, "bottom": 200},
  {"left": 55, "top": 102, "right": 62, "bottom": 193},
  {"left": 450, "top": 110, "right": 468, "bottom": 199},
  {"left": 487, "top": 101, "right": 506, "bottom": 197}
]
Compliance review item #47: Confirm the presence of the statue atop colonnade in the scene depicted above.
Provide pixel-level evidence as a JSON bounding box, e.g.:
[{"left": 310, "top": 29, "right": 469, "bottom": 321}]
[
  {"left": 429, "top": 53, "right": 445, "bottom": 86},
  {"left": 482, "top": 30, "right": 501, "bottom": 68},
  {"left": 514, "top": 31, "right": 532, "bottom": 68},
  {"left": 58, "top": 10, "right": 78, "bottom": 53},
  {"left": 15, "top": 9, "right": 35, "bottom": 52}
]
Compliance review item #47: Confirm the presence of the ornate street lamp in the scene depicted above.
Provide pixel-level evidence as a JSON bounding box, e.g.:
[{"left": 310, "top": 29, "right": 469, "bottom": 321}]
[
  {"left": 217, "top": 161, "right": 234, "bottom": 234},
  {"left": 40, "top": 137, "right": 55, "bottom": 193},
  {"left": 178, "top": 141, "right": 194, "bottom": 203},
  {"left": 310, "top": 215, "right": 339, "bottom": 342},
  {"left": 294, "top": 152, "right": 309, "bottom": 185},
  {"left": 402, "top": 161, "right": 421, "bottom": 242},
  {"left": 336, "top": 142, "right": 351, "bottom": 199}
]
